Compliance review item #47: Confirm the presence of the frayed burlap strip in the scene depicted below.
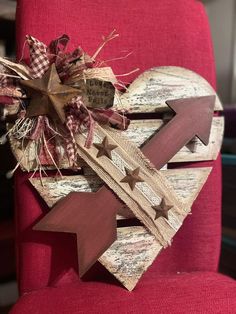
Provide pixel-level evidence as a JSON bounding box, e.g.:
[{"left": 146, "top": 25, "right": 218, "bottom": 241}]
[{"left": 75, "top": 123, "right": 188, "bottom": 247}]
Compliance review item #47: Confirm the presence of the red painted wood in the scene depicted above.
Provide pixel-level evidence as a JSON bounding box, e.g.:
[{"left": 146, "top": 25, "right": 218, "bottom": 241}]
[
  {"left": 34, "top": 188, "right": 118, "bottom": 277},
  {"left": 142, "top": 95, "right": 215, "bottom": 169}
]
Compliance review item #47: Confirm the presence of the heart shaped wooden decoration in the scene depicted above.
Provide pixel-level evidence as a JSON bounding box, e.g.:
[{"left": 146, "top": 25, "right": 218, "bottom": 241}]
[{"left": 26, "top": 66, "right": 224, "bottom": 290}]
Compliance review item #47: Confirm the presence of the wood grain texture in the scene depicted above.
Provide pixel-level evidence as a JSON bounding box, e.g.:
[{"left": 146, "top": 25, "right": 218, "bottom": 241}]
[
  {"left": 30, "top": 167, "right": 211, "bottom": 218},
  {"left": 115, "top": 66, "right": 222, "bottom": 112},
  {"left": 30, "top": 175, "right": 103, "bottom": 208},
  {"left": 9, "top": 116, "right": 223, "bottom": 172},
  {"left": 98, "top": 226, "right": 162, "bottom": 291},
  {"left": 125, "top": 117, "right": 224, "bottom": 163}
]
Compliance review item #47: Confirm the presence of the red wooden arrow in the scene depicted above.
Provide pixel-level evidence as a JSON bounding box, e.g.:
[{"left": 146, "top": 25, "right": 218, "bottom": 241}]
[
  {"left": 142, "top": 95, "right": 216, "bottom": 169},
  {"left": 35, "top": 188, "right": 119, "bottom": 277},
  {"left": 34, "top": 95, "right": 215, "bottom": 276}
]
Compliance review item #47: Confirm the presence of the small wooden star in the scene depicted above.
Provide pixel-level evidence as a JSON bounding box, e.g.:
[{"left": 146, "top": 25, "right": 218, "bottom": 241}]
[
  {"left": 94, "top": 136, "right": 117, "bottom": 159},
  {"left": 120, "top": 167, "right": 144, "bottom": 190},
  {"left": 20, "top": 64, "right": 80, "bottom": 123},
  {"left": 152, "top": 198, "right": 173, "bottom": 220}
]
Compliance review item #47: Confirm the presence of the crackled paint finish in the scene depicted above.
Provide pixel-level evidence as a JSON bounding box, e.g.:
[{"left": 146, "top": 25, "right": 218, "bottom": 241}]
[
  {"left": 30, "top": 167, "right": 211, "bottom": 217},
  {"left": 115, "top": 66, "right": 222, "bottom": 112},
  {"left": 99, "top": 226, "right": 162, "bottom": 291}
]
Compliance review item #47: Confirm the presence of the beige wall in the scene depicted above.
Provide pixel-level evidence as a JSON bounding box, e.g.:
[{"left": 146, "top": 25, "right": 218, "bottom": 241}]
[{"left": 205, "top": 0, "right": 235, "bottom": 104}]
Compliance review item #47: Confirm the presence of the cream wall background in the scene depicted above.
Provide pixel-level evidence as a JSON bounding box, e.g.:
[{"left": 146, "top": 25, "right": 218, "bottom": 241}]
[{"left": 205, "top": 0, "right": 235, "bottom": 104}]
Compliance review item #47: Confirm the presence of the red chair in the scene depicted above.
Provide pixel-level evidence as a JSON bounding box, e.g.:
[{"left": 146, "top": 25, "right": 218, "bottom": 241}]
[{"left": 11, "top": 0, "right": 236, "bottom": 313}]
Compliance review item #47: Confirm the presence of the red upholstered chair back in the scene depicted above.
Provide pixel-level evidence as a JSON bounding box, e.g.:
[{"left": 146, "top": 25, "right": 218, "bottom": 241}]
[{"left": 15, "top": 0, "right": 221, "bottom": 295}]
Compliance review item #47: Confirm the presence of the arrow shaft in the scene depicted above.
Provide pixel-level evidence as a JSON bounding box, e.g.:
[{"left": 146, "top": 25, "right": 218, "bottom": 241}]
[
  {"left": 81, "top": 114, "right": 196, "bottom": 218},
  {"left": 142, "top": 115, "right": 195, "bottom": 169}
]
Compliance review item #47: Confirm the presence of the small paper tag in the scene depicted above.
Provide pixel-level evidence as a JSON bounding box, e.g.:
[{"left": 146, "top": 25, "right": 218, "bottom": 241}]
[{"left": 85, "top": 79, "right": 115, "bottom": 108}]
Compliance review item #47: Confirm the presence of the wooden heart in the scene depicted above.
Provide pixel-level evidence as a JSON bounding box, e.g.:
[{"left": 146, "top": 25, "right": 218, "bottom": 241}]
[{"left": 26, "top": 66, "right": 223, "bottom": 290}]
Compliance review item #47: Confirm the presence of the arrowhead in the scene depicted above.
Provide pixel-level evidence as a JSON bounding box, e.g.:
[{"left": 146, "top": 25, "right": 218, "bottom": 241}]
[
  {"left": 34, "top": 188, "right": 118, "bottom": 277},
  {"left": 166, "top": 95, "right": 216, "bottom": 145}
]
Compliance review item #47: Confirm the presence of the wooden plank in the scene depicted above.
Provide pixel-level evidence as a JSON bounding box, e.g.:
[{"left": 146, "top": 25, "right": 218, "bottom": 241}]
[
  {"left": 9, "top": 116, "right": 223, "bottom": 172},
  {"left": 125, "top": 117, "right": 224, "bottom": 163},
  {"left": 115, "top": 66, "right": 222, "bottom": 112},
  {"left": 30, "top": 175, "right": 103, "bottom": 208},
  {"left": 162, "top": 168, "right": 212, "bottom": 205},
  {"left": 30, "top": 167, "right": 211, "bottom": 217},
  {"left": 98, "top": 226, "right": 162, "bottom": 291},
  {"left": 170, "top": 117, "right": 224, "bottom": 162}
]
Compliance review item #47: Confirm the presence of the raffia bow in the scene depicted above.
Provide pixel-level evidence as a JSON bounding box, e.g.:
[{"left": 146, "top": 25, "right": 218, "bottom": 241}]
[{"left": 0, "top": 31, "right": 133, "bottom": 174}]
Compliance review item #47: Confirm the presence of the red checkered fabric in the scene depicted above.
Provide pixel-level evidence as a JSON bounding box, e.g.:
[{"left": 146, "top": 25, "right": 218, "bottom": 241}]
[
  {"left": 26, "top": 35, "right": 50, "bottom": 78},
  {"left": 64, "top": 95, "right": 130, "bottom": 163},
  {"left": 0, "top": 64, "right": 12, "bottom": 88},
  {"left": 66, "top": 114, "right": 78, "bottom": 166},
  {"left": 65, "top": 96, "right": 94, "bottom": 165},
  {"left": 25, "top": 34, "right": 92, "bottom": 83},
  {"left": 91, "top": 108, "right": 129, "bottom": 130}
]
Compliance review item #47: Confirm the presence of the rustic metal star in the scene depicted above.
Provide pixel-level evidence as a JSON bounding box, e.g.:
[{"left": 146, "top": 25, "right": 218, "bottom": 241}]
[
  {"left": 120, "top": 167, "right": 144, "bottom": 190},
  {"left": 94, "top": 136, "right": 117, "bottom": 159},
  {"left": 152, "top": 198, "right": 173, "bottom": 220},
  {"left": 20, "top": 64, "right": 80, "bottom": 123}
]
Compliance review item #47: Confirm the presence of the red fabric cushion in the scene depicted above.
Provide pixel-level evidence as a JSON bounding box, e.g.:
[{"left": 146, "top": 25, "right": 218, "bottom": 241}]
[
  {"left": 16, "top": 0, "right": 216, "bottom": 88},
  {"left": 15, "top": 0, "right": 221, "bottom": 295},
  {"left": 10, "top": 272, "right": 236, "bottom": 314}
]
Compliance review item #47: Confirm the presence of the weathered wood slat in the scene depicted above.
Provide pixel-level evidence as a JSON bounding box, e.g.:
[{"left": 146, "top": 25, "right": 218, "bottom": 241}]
[
  {"left": 170, "top": 117, "right": 224, "bottom": 162},
  {"left": 30, "top": 175, "right": 103, "bottom": 208},
  {"left": 30, "top": 167, "right": 211, "bottom": 218},
  {"left": 163, "top": 168, "right": 211, "bottom": 204},
  {"left": 10, "top": 116, "right": 223, "bottom": 172},
  {"left": 98, "top": 226, "right": 162, "bottom": 291},
  {"left": 8, "top": 66, "right": 223, "bottom": 172},
  {"left": 125, "top": 117, "right": 224, "bottom": 163},
  {"left": 115, "top": 66, "right": 222, "bottom": 112}
]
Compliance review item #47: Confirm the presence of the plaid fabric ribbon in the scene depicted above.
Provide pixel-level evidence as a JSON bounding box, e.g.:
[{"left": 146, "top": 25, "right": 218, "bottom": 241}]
[
  {"left": 26, "top": 115, "right": 63, "bottom": 166},
  {"left": 26, "top": 34, "right": 93, "bottom": 81},
  {"left": 26, "top": 35, "right": 50, "bottom": 79},
  {"left": 65, "top": 97, "right": 95, "bottom": 166},
  {"left": 0, "top": 72, "right": 20, "bottom": 106},
  {"left": 66, "top": 115, "right": 79, "bottom": 166},
  {"left": 91, "top": 108, "right": 129, "bottom": 130},
  {"left": 64, "top": 96, "right": 129, "bottom": 166}
]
